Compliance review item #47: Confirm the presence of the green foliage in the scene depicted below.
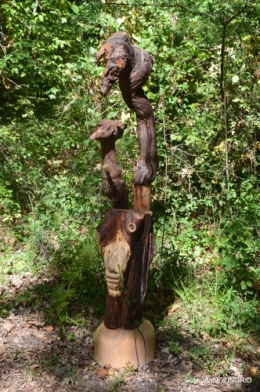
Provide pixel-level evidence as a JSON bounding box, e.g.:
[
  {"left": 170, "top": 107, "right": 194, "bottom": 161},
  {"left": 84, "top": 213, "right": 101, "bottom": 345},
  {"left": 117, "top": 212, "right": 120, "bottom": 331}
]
[
  {"left": 172, "top": 272, "right": 260, "bottom": 337},
  {"left": 168, "top": 341, "right": 181, "bottom": 355},
  {"left": 28, "top": 221, "right": 106, "bottom": 324},
  {"left": 1, "top": 0, "right": 260, "bottom": 337}
]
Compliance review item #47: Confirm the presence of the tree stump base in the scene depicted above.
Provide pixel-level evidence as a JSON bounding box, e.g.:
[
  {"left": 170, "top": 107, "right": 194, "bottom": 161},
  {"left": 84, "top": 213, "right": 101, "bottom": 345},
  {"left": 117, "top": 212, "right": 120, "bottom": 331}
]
[{"left": 94, "top": 318, "right": 155, "bottom": 368}]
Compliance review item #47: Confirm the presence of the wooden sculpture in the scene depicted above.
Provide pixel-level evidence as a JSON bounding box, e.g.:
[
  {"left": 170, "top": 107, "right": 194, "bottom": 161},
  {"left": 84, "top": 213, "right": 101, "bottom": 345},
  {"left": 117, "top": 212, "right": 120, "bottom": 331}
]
[
  {"left": 92, "top": 32, "right": 157, "bottom": 368},
  {"left": 97, "top": 208, "right": 154, "bottom": 330},
  {"left": 89, "top": 119, "right": 129, "bottom": 209},
  {"left": 97, "top": 31, "right": 158, "bottom": 186}
]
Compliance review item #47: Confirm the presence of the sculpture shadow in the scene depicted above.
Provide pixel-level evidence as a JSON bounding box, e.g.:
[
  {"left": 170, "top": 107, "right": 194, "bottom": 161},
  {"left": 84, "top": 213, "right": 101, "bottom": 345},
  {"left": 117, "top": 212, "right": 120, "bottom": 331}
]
[{"left": 144, "top": 244, "right": 191, "bottom": 328}]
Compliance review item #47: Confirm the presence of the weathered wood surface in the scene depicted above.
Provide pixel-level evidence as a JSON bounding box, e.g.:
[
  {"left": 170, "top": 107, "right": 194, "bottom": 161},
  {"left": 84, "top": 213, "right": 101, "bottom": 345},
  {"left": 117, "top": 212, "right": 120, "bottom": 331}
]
[
  {"left": 89, "top": 119, "right": 129, "bottom": 209},
  {"left": 97, "top": 209, "right": 155, "bottom": 330},
  {"left": 134, "top": 185, "right": 151, "bottom": 211},
  {"left": 97, "top": 32, "right": 158, "bottom": 186}
]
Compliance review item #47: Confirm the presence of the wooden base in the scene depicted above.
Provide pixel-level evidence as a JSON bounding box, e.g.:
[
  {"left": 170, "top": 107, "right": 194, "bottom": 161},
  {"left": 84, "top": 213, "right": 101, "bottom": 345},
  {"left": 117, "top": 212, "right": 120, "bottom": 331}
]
[{"left": 94, "top": 318, "right": 155, "bottom": 368}]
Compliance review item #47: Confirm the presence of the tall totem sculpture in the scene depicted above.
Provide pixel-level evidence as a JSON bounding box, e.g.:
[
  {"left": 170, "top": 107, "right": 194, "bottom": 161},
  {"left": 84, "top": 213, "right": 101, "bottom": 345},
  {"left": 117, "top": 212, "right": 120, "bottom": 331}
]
[{"left": 90, "top": 32, "right": 158, "bottom": 368}]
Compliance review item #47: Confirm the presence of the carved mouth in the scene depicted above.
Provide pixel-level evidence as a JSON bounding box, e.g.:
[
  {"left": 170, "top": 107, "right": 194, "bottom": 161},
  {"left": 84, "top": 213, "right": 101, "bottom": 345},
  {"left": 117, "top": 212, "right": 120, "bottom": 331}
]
[
  {"left": 105, "top": 272, "right": 121, "bottom": 290},
  {"left": 105, "top": 270, "right": 120, "bottom": 278},
  {"left": 100, "top": 81, "right": 113, "bottom": 97}
]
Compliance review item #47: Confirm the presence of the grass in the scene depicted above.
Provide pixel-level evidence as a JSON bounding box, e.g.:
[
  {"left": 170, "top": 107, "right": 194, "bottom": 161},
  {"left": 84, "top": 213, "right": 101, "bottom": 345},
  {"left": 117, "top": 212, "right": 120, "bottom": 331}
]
[
  {"left": 167, "top": 267, "right": 260, "bottom": 338},
  {"left": 155, "top": 264, "right": 260, "bottom": 381},
  {"left": 0, "top": 222, "right": 106, "bottom": 324}
]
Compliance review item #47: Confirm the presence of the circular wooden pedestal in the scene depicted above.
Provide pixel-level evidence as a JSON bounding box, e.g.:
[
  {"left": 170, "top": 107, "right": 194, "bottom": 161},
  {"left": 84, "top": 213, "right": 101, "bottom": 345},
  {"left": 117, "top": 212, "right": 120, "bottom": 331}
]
[{"left": 94, "top": 319, "right": 155, "bottom": 368}]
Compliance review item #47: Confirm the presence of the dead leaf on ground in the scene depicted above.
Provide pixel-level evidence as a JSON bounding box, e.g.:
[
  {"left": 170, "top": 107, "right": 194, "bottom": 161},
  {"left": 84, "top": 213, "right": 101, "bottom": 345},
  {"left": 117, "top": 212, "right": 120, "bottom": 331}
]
[
  {"left": 248, "top": 367, "right": 259, "bottom": 376},
  {"left": 226, "top": 341, "right": 234, "bottom": 349},
  {"left": 30, "top": 364, "right": 40, "bottom": 369},
  {"left": 84, "top": 364, "right": 93, "bottom": 370},
  {"left": 0, "top": 344, "right": 5, "bottom": 355},
  {"left": 167, "top": 302, "right": 182, "bottom": 315},
  {"left": 97, "top": 368, "right": 109, "bottom": 378},
  {"left": 44, "top": 325, "right": 54, "bottom": 332},
  {"left": 3, "top": 322, "right": 15, "bottom": 332},
  {"left": 61, "top": 377, "right": 72, "bottom": 386}
]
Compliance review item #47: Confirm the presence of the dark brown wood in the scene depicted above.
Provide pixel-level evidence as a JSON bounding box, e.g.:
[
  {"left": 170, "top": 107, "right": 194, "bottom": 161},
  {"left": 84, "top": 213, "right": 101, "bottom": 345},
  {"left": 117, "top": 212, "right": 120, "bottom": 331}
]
[
  {"left": 91, "top": 33, "right": 158, "bottom": 334},
  {"left": 97, "top": 32, "right": 158, "bottom": 186},
  {"left": 97, "top": 209, "right": 155, "bottom": 330},
  {"left": 89, "top": 119, "right": 129, "bottom": 209}
]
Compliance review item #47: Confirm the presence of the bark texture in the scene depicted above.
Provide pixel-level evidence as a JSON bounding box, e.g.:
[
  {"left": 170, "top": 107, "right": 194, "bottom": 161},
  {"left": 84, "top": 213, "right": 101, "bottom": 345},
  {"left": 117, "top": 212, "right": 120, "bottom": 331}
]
[
  {"left": 97, "top": 32, "right": 158, "bottom": 186},
  {"left": 97, "top": 209, "right": 155, "bottom": 330},
  {"left": 89, "top": 119, "right": 129, "bottom": 209}
]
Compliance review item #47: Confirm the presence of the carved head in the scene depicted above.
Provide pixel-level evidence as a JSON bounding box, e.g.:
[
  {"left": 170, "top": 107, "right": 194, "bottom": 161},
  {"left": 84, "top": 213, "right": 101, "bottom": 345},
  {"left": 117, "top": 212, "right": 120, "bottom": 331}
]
[
  {"left": 89, "top": 119, "right": 125, "bottom": 143},
  {"left": 97, "top": 32, "right": 132, "bottom": 96}
]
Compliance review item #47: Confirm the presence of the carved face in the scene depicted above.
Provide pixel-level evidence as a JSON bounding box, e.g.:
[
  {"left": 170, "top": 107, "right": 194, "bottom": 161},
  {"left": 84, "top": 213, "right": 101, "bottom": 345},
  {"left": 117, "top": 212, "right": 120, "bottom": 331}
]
[
  {"left": 100, "top": 57, "right": 126, "bottom": 97},
  {"left": 98, "top": 210, "right": 144, "bottom": 297},
  {"left": 97, "top": 33, "right": 131, "bottom": 96},
  {"left": 102, "top": 231, "right": 130, "bottom": 296}
]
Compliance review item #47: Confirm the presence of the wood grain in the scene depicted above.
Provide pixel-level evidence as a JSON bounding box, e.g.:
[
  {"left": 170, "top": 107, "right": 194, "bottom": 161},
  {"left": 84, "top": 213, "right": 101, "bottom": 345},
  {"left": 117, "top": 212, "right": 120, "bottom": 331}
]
[
  {"left": 97, "top": 32, "right": 158, "bottom": 186},
  {"left": 97, "top": 209, "right": 155, "bottom": 329},
  {"left": 89, "top": 119, "right": 129, "bottom": 209}
]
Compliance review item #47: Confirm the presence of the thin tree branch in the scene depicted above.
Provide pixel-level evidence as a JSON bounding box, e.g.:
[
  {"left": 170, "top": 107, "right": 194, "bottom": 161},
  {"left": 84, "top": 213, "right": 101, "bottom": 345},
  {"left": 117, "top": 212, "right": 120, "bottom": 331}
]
[
  {"left": 7, "top": 79, "right": 29, "bottom": 88},
  {"left": 33, "top": 0, "right": 39, "bottom": 15}
]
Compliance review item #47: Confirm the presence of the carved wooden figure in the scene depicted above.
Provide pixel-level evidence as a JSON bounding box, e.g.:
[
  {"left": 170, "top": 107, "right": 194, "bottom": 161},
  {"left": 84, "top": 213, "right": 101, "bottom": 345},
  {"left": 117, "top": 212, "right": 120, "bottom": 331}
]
[
  {"left": 92, "top": 32, "right": 157, "bottom": 368},
  {"left": 97, "top": 31, "right": 158, "bottom": 186},
  {"left": 97, "top": 208, "right": 154, "bottom": 330},
  {"left": 89, "top": 119, "right": 129, "bottom": 209}
]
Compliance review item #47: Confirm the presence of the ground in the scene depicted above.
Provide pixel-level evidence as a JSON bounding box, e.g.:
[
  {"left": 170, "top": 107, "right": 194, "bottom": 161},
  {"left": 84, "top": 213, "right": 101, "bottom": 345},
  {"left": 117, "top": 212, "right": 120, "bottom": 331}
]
[{"left": 0, "top": 273, "right": 260, "bottom": 392}]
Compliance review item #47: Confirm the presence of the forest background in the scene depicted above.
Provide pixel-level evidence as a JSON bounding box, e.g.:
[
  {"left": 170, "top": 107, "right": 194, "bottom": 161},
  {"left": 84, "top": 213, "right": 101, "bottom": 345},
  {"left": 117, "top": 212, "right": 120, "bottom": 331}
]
[{"left": 1, "top": 0, "right": 260, "bottom": 343}]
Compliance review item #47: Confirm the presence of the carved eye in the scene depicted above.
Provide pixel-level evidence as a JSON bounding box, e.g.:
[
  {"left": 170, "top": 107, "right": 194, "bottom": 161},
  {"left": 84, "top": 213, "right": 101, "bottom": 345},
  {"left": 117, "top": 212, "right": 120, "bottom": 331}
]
[
  {"left": 108, "top": 66, "right": 119, "bottom": 76},
  {"left": 128, "top": 223, "right": 136, "bottom": 233},
  {"left": 112, "top": 131, "right": 117, "bottom": 137}
]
